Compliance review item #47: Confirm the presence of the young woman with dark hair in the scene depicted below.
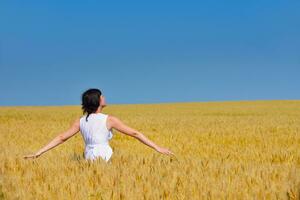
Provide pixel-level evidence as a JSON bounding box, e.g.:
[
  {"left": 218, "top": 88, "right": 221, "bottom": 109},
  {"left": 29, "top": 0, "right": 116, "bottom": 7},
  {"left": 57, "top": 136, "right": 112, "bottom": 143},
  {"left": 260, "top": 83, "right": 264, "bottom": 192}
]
[{"left": 23, "top": 88, "right": 174, "bottom": 163}]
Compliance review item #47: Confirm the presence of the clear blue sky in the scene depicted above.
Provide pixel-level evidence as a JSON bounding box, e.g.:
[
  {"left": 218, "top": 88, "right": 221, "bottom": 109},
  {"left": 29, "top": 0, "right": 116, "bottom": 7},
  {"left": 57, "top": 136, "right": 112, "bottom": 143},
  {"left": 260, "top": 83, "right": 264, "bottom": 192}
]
[{"left": 0, "top": 1, "right": 299, "bottom": 106}]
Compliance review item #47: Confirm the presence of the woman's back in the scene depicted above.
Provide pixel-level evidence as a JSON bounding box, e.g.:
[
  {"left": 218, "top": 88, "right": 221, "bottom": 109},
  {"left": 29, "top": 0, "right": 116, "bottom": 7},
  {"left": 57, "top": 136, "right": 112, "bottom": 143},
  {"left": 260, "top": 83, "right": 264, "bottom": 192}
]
[{"left": 79, "top": 113, "right": 113, "bottom": 162}]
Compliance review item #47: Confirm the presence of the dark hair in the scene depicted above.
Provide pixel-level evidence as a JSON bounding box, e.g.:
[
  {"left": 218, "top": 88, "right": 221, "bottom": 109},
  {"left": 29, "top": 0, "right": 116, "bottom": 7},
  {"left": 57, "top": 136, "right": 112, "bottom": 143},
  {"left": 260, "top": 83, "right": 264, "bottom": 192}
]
[{"left": 81, "top": 88, "right": 102, "bottom": 122}]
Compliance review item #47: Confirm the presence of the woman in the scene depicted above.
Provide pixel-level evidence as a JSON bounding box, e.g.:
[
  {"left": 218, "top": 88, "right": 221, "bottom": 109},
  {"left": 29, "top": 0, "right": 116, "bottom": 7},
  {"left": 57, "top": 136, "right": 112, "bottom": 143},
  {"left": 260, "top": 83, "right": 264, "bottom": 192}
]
[{"left": 24, "top": 88, "right": 174, "bottom": 162}]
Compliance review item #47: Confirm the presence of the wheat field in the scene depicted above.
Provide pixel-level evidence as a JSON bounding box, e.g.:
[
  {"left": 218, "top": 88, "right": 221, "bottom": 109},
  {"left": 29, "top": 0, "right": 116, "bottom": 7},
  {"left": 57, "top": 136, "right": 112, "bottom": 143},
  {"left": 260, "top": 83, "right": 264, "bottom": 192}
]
[{"left": 0, "top": 100, "right": 299, "bottom": 199}]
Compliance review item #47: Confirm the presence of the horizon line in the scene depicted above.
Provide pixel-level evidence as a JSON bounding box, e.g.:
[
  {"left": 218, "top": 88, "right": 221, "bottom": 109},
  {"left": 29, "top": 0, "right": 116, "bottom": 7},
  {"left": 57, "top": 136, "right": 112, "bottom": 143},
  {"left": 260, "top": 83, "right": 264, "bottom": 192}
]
[{"left": 0, "top": 99, "right": 299, "bottom": 107}]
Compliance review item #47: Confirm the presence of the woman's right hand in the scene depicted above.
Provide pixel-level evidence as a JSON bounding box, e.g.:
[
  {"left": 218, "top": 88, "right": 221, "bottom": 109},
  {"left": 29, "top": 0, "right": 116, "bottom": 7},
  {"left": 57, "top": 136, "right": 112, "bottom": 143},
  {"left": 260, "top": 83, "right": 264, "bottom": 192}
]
[{"left": 155, "top": 146, "right": 175, "bottom": 156}]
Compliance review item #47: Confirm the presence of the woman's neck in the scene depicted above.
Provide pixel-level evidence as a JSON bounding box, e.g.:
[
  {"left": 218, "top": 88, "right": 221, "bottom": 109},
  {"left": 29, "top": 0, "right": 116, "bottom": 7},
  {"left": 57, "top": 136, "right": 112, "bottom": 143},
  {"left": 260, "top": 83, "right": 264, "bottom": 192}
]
[{"left": 95, "top": 106, "right": 103, "bottom": 113}]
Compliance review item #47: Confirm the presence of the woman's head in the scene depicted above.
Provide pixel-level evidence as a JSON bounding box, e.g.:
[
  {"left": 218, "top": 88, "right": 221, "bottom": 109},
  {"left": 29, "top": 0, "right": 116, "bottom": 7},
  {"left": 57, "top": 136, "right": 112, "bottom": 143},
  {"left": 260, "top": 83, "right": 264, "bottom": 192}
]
[{"left": 81, "top": 88, "right": 106, "bottom": 121}]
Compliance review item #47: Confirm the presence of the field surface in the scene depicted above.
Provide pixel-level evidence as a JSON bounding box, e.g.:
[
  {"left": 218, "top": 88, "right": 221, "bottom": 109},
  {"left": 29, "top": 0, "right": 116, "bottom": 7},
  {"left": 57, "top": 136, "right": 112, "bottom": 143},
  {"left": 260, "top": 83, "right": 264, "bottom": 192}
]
[{"left": 0, "top": 100, "right": 299, "bottom": 199}]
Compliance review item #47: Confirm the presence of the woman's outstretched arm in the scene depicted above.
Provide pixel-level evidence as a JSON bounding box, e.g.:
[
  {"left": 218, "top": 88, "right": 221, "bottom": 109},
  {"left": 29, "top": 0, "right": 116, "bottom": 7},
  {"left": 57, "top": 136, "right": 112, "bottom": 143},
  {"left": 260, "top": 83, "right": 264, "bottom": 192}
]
[
  {"left": 23, "top": 118, "right": 80, "bottom": 159},
  {"left": 107, "top": 115, "right": 174, "bottom": 156}
]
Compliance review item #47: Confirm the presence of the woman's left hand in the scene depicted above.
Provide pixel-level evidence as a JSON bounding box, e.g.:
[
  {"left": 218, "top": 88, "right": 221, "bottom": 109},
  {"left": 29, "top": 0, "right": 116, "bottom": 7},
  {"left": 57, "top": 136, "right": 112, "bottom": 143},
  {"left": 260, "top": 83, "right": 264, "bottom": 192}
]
[{"left": 23, "top": 152, "right": 41, "bottom": 159}]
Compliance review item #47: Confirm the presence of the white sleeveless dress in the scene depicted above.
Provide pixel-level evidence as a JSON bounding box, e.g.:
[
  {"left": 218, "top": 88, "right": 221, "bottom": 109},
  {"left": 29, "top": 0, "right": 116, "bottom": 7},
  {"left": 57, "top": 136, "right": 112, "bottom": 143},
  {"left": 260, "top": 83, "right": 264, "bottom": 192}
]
[{"left": 79, "top": 113, "right": 113, "bottom": 162}]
